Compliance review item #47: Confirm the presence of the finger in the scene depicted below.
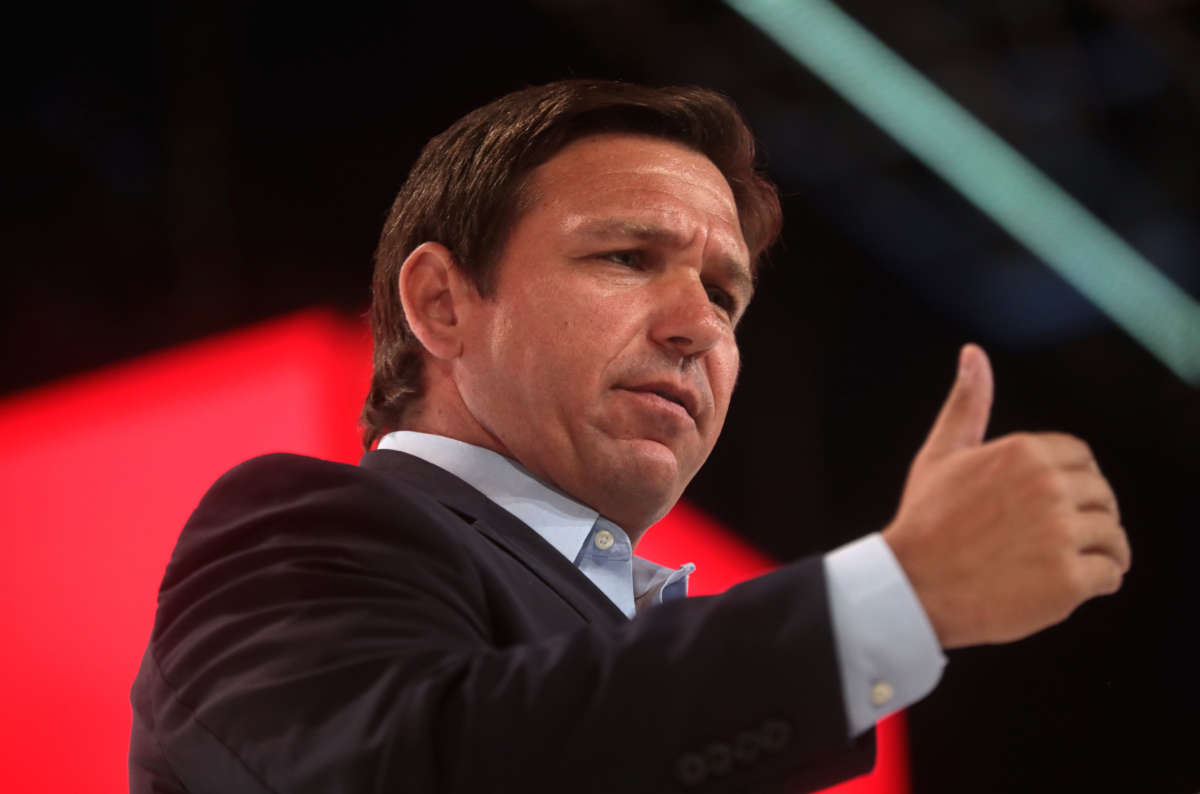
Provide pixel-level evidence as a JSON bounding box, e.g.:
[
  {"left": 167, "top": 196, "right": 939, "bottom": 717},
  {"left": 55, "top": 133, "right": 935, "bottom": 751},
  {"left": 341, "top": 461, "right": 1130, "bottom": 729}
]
[
  {"left": 1063, "top": 469, "right": 1120, "bottom": 520},
  {"left": 1038, "top": 432, "right": 1096, "bottom": 471},
  {"left": 1075, "top": 550, "right": 1127, "bottom": 596},
  {"left": 1076, "top": 514, "right": 1132, "bottom": 573},
  {"left": 918, "top": 344, "right": 994, "bottom": 463}
]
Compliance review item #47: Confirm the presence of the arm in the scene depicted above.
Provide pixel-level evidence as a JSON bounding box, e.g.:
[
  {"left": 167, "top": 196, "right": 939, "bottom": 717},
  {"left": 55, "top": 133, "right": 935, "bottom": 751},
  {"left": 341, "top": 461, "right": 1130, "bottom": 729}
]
[
  {"left": 137, "top": 455, "right": 872, "bottom": 794},
  {"left": 823, "top": 344, "right": 1129, "bottom": 740}
]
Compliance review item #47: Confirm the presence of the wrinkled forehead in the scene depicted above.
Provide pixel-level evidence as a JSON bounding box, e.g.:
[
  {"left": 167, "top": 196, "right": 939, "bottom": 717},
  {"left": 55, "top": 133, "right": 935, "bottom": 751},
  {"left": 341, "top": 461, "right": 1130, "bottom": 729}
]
[{"left": 522, "top": 133, "right": 748, "bottom": 259}]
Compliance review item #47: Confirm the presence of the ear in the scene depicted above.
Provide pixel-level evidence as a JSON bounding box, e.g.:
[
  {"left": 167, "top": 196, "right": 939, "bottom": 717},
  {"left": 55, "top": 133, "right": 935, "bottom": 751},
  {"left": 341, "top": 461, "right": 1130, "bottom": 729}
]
[{"left": 397, "top": 242, "right": 477, "bottom": 361}]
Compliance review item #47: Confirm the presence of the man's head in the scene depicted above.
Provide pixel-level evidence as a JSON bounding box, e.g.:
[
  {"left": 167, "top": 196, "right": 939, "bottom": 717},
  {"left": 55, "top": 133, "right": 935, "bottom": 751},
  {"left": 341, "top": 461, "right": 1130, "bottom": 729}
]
[{"left": 363, "top": 80, "right": 781, "bottom": 533}]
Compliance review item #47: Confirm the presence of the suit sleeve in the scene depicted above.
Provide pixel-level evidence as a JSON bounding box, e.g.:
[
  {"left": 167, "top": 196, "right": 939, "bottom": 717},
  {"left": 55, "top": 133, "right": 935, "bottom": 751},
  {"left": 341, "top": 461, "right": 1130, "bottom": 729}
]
[{"left": 136, "top": 455, "right": 874, "bottom": 794}]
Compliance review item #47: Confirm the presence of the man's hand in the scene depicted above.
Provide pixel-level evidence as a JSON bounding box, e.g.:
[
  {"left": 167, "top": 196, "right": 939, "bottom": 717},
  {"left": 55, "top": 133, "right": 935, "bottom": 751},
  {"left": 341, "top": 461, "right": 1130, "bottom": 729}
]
[{"left": 882, "top": 344, "right": 1131, "bottom": 649}]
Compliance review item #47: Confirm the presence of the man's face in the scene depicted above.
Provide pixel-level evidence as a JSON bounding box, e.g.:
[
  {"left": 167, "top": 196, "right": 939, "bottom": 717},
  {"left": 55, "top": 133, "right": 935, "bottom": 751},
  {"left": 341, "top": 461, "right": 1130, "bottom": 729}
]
[{"left": 455, "top": 133, "right": 752, "bottom": 534}]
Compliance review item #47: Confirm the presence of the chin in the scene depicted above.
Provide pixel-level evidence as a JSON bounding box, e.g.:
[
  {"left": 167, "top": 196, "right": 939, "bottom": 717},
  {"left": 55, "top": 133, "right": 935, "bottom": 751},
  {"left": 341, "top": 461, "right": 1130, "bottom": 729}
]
[{"left": 595, "top": 439, "right": 691, "bottom": 528}]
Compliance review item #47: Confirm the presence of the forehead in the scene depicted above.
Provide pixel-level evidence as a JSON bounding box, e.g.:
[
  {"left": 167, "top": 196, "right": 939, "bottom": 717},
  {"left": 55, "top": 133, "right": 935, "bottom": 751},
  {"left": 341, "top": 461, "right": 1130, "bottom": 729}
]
[{"left": 522, "top": 134, "right": 748, "bottom": 260}]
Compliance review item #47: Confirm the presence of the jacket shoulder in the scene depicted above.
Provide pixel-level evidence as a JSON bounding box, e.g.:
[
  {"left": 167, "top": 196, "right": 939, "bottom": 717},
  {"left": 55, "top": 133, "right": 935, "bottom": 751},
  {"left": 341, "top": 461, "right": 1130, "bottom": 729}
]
[
  {"left": 156, "top": 452, "right": 480, "bottom": 620},
  {"left": 181, "top": 452, "right": 458, "bottom": 544}
]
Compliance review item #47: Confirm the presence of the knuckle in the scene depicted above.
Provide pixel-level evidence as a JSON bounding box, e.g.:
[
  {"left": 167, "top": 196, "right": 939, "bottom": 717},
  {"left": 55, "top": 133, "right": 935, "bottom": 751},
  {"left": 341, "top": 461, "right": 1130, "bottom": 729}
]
[
  {"left": 1030, "top": 469, "right": 1069, "bottom": 502},
  {"left": 1060, "top": 432, "right": 1097, "bottom": 468},
  {"left": 996, "top": 432, "right": 1038, "bottom": 463},
  {"left": 1010, "top": 431, "right": 1039, "bottom": 451},
  {"left": 1047, "top": 430, "right": 1086, "bottom": 450}
]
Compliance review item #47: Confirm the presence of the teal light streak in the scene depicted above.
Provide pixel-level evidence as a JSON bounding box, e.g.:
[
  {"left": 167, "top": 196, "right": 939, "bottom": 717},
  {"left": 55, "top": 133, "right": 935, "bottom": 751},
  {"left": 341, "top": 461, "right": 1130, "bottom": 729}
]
[{"left": 725, "top": 0, "right": 1200, "bottom": 385}]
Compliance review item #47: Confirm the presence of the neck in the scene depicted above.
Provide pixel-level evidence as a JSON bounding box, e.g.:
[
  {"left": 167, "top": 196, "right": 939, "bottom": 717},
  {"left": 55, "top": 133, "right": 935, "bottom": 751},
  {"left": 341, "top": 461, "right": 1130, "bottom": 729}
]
[{"left": 403, "top": 372, "right": 512, "bottom": 460}]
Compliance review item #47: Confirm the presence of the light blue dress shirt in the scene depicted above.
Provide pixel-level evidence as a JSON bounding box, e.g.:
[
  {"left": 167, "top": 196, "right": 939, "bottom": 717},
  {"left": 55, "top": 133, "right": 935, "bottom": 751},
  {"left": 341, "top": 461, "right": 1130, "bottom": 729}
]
[{"left": 378, "top": 431, "right": 944, "bottom": 737}]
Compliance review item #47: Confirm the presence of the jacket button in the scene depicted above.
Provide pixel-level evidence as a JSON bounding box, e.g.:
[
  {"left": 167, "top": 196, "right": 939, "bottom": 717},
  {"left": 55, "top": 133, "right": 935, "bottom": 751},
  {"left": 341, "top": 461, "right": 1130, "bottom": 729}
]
[
  {"left": 704, "top": 742, "right": 733, "bottom": 776},
  {"left": 761, "top": 719, "right": 793, "bottom": 753},
  {"left": 733, "top": 731, "right": 761, "bottom": 764},
  {"left": 676, "top": 752, "right": 707, "bottom": 787}
]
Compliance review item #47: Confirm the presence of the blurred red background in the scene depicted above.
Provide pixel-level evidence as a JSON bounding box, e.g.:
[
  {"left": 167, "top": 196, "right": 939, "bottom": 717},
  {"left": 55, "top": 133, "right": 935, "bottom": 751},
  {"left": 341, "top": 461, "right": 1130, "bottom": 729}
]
[{"left": 0, "top": 309, "right": 907, "bottom": 792}]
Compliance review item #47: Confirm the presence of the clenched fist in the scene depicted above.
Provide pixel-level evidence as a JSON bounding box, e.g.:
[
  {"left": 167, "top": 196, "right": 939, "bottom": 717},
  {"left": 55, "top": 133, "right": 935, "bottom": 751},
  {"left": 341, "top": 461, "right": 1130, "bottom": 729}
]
[{"left": 882, "top": 344, "right": 1131, "bottom": 649}]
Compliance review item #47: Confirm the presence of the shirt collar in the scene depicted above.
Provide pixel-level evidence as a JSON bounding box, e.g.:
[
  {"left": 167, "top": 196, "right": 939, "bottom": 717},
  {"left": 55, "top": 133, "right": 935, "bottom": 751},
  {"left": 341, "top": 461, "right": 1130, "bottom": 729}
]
[
  {"left": 377, "top": 431, "right": 686, "bottom": 608},
  {"left": 378, "top": 431, "right": 598, "bottom": 563}
]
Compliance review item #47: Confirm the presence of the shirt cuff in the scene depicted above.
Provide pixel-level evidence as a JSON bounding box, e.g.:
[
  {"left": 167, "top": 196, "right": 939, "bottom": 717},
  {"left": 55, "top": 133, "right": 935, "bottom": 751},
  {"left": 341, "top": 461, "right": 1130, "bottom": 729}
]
[{"left": 823, "top": 533, "right": 946, "bottom": 738}]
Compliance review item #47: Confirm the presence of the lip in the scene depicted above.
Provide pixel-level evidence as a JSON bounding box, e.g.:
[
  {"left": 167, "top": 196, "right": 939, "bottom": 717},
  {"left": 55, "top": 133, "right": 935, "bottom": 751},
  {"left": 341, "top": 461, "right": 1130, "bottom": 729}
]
[{"left": 619, "top": 380, "right": 701, "bottom": 422}]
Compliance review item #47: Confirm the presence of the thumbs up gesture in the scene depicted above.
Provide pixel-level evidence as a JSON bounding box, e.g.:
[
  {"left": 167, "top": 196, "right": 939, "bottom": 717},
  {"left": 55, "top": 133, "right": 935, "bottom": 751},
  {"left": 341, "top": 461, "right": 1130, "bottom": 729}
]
[{"left": 882, "top": 345, "right": 1131, "bottom": 649}]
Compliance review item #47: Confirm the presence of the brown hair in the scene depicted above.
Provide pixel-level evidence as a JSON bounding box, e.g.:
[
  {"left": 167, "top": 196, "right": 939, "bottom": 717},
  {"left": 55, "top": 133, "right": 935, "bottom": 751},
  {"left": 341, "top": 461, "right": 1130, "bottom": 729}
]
[{"left": 361, "top": 79, "right": 782, "bottom": 449}]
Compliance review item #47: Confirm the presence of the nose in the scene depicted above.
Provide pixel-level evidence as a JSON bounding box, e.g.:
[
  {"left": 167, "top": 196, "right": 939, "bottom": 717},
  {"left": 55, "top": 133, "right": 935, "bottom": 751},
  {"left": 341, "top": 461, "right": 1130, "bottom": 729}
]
[{"left": 649, "top": 271, "right": 725, "bottom": 360}]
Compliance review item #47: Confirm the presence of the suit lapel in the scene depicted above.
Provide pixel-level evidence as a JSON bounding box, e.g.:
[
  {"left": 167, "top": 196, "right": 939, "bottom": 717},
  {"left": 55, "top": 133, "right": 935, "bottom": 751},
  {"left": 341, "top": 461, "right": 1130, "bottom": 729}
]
[{"left": 359, "top": 449, "right": 628, "bottom": 626}]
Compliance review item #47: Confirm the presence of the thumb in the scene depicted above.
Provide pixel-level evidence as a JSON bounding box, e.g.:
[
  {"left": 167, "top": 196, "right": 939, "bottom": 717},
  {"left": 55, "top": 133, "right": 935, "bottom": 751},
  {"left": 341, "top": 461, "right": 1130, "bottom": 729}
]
[{"left": 918, "top": 344, "right": 994, "bottom": 463}]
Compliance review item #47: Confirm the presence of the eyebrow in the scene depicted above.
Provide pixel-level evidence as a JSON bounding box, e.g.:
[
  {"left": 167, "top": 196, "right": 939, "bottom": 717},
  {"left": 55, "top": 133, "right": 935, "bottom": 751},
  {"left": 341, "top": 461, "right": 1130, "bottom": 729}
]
[{"left": 572, "top": 218, "right": 756, "bottom": 301}]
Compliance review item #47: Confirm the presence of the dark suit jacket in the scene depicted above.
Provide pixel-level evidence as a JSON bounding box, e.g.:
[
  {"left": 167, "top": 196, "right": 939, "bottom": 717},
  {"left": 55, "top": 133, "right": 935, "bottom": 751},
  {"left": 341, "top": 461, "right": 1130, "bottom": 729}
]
[{"left": 130, "top": 450, "right": 873, "bottom": 793}]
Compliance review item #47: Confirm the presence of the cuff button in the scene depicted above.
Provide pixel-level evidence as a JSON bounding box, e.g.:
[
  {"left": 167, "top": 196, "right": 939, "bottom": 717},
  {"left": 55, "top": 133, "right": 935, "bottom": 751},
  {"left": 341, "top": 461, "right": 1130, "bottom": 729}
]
[
  {"left": 733, "top": 731, "right": 761, "bottom": 764},
  {"left": 676, "top": 752, "right": 707, "bottom": 787},
  {"left": 703, "top": 742, "right": 733, "bottom": 776},
  {"left": 760, "top": 719, "right": 793, "bottom": 753}
]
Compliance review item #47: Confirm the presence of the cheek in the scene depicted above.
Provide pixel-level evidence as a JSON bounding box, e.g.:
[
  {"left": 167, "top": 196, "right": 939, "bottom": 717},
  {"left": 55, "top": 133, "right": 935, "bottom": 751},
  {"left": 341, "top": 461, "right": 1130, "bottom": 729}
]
[
  {"left": 496, "top": 295, "right": 613, "bottom": 411},
  {"left": 546, "top": 289, "right": 636, "bottom": 363},
  {"left": 707, "top": 349, "right": 740, "bottom": 423}
]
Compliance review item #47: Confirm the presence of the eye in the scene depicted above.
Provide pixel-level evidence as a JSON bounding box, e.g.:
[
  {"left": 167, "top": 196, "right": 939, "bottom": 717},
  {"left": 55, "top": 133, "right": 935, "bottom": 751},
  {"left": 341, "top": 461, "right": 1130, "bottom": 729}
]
[
  {"left": 707, "top": 286, "right": 736, "bottom": 314},
  {"left": 602, "top": 250, "right": 643, "bottom": 268}
]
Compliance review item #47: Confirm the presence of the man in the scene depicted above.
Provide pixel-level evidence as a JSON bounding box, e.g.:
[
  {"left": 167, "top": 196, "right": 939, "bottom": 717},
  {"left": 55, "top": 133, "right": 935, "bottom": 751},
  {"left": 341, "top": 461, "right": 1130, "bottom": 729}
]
[{"left": 130, "top": 80, "right": 1130, "bottom": 793}]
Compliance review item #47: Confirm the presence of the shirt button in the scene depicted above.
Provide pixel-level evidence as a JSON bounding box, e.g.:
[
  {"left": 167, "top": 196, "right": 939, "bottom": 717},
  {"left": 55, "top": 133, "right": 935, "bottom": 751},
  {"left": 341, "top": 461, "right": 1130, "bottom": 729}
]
[
  {"left": 871, "top": 681, "right": 895, "bottom": 707},
  {"left": 675, "top": 752, "right": 707, "bottom": 787},
  {"left": 594, "top": 529, "right": 615, "bottom": 550}
]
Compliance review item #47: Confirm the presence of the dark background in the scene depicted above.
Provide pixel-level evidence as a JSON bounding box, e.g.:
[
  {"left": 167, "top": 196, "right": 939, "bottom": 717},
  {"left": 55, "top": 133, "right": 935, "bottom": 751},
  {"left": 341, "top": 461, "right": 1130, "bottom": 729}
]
[{"left": 5, "top": 1, "right": 1198, "bottom": 791}]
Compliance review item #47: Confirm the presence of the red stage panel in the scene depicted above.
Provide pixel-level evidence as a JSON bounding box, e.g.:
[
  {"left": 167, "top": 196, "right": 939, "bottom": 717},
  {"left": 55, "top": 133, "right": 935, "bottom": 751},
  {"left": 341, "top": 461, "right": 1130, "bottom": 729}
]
[{"left": 0, "top": 309, "right": 907, "bottom": 792}]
